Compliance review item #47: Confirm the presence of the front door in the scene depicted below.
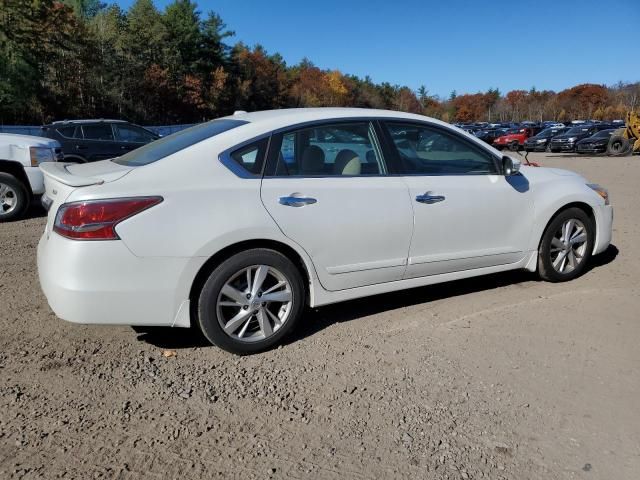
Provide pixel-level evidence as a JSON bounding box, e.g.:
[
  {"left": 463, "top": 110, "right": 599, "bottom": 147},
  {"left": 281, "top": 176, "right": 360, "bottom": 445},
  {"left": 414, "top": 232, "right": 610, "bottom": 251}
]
[
  {"left": 381, "top": 121, "right": 534, "bottom": 279},
  {"left": 260, "top": 121, "right": 413, "bottom": 291}
]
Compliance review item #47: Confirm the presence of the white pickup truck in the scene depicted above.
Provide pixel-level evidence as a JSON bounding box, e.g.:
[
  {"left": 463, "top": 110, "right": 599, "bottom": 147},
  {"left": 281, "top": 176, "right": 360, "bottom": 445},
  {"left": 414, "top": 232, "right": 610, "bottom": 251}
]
[{"left": 0, "top": 133, "right": 63, "bottom": 221}]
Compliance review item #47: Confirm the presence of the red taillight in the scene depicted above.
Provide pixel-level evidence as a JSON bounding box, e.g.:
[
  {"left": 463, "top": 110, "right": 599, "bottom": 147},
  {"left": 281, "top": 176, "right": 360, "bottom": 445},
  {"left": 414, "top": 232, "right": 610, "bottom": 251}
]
[{"left": 53, "top": 197, "right": 163, "bottom": 240}]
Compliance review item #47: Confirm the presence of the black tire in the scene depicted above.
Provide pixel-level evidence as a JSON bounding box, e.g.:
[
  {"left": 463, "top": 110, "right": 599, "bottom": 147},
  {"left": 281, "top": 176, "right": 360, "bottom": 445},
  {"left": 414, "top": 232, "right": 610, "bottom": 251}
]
[
  {"left": 0, "top": 173, "right": 29, "bottom": 222},
  {"left": 197, "top": 248, "right": 305, "bottom": 354},
  {"left": 538, "top": 207, "right": 594, "bottom": 282},
  {"left": 607, "top": 136, "right": 631, "bottom": 156},
  {"left": 508, "top": 141, "right": 520, "bottom": 152}
]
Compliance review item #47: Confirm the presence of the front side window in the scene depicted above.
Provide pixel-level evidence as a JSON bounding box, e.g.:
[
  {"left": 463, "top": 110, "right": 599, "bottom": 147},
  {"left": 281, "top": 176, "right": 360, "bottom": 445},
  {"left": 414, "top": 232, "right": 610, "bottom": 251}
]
[
  {"left": 82, "top": 124, "right": 114, "bottom": 141},
  {"left": 57, "top": 126, "right": 82, "bottom": 139},
  {"left": 115, "top": 124, "right": 156, "bottom": 143},
  {"left": 384, "top": 122, "right": 498, "bottom": 175},
  {"left": 269, "top": 122, "right": 385, "bottom": 177}
]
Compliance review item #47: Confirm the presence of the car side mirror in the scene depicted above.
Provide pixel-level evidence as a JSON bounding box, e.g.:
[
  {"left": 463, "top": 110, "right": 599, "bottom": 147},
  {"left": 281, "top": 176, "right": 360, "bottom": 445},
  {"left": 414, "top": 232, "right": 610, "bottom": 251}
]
[{"left": 502, "top": 155, "right": 521, "bottom": 176}]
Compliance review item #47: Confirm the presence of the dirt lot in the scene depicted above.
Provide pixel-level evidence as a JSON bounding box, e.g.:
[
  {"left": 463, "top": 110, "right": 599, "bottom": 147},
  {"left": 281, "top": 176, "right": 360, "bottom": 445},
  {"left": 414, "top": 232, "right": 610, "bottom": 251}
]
[{"left": 1, "top": 152, "right": 638, "bottom": 479}]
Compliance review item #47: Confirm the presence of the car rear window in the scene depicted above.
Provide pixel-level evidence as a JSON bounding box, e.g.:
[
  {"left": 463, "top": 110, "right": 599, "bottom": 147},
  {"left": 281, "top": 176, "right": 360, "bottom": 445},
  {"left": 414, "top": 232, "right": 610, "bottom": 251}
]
[{"left": 113, "top": 119, "right": 248, "bottom": 167}]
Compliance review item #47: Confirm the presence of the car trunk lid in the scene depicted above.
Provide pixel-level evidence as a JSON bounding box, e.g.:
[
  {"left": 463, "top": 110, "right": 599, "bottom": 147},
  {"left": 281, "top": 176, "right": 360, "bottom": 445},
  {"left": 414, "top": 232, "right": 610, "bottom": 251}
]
[{"left": 40, "top": 160, "right": 134, "bottom": 230}]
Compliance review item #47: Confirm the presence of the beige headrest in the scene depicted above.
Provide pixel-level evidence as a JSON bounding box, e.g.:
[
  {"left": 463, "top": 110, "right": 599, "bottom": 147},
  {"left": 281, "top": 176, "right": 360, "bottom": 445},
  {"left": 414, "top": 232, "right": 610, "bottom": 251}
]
[{"left": 334, "top": 149, "right": 361, "bottom": 175}]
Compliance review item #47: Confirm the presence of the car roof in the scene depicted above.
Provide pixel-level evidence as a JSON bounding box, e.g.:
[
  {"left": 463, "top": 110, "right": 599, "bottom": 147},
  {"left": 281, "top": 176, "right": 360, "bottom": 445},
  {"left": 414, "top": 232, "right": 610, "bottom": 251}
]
[
  {"left": 46, "top": 119, "right": 130, "bottom": 126},
  {"left": 224, "top": 108, "right": 454, "bottom": 131}
]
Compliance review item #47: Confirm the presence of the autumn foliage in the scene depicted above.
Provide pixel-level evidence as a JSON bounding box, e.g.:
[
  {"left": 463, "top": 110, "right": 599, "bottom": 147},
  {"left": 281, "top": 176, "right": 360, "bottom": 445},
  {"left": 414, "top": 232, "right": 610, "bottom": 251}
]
[{"left": 0, "top": 0, "right": 638, "bottom": 125}]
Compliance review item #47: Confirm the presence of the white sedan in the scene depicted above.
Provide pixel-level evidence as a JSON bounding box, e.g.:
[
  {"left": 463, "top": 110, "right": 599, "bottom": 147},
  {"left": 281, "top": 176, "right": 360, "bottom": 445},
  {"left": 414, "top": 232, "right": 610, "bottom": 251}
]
[{"left": 37, "top": 108, "right": 613, "bottom": 354}]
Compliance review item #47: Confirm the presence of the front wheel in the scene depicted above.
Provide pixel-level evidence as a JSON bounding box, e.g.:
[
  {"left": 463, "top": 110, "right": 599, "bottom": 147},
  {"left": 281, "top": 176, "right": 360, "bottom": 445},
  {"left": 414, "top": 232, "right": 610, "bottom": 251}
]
[
  {"left": 538, "top": 208, "right": 594, "bottom": 282},
  {"left": 197, "top": 249, "right": 305, "bottom": 354},
  {"left": 0, "top": 173, "right": 29, "bottom": 222}
]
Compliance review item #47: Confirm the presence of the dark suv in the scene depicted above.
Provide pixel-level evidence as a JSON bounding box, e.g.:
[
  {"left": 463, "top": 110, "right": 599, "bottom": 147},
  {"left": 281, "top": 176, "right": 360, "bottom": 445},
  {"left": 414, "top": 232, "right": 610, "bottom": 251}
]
[
  {"left": 41, "top": 119, "right": 159, "bottom": 163},
  {"left": 549, "top": 124, "right": 613, "bottom": 153}
]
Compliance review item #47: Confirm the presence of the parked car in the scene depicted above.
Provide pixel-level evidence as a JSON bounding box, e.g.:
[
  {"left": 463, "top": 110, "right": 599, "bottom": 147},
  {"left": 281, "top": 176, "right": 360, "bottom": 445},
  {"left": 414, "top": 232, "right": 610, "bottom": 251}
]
[
  {"left": 41, "top": 119, "right": 159, "bottom": 163},
  {"left": 0, "top": 133, "right": 63, "bottom": 221},
  {"left": 37, "top": 108, "right": 613, "bottom": 354},
  {"left": 523, "top": 127, "right": 568, "bottom": 152},
  {"left": 576, "top": 129, "right": 618, "bottom": 154},
  {"left": 474, "top": 128, "right": 508, "bottom": 145},
  {"left": 549, "top": 124, "right": 613, "bottom": 153},
  {"left": 493, "top": 127, "right": 541, "bottom": 150}
]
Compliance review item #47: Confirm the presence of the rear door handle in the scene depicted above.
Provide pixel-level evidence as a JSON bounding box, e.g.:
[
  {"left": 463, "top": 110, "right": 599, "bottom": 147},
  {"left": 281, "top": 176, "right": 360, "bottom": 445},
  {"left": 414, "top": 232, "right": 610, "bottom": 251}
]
[
  {"left": 416, "top": 192, "right": 445, "bottom": 204},
  {"left": 75, "top": 144, "right": 88, "bottom": 150},
  {"left": 279, "top": 195, "right": 317, "bottom": 207}
]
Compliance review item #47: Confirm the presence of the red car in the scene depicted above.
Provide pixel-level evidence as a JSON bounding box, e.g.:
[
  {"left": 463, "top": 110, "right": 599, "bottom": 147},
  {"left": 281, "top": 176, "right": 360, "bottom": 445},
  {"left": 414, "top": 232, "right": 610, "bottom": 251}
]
[{"left": 493, "top": 127, "right": 541, "bottom": 151}]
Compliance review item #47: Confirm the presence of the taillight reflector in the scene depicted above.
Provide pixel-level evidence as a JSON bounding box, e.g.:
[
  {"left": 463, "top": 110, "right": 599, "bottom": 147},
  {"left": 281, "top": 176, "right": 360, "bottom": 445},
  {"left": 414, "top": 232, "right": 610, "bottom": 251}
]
[{"left": 53, "top": 197, "right": 163, "bottom": 240}]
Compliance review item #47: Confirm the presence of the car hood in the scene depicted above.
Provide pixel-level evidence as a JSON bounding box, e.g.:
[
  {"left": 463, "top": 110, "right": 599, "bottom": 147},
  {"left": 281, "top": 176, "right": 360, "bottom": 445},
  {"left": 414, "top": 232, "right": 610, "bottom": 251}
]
[
  {"left": 552, "top": 133, "right": 589, "bottom": 140},
  {"left": 0, "top": 133, "right": 60, "bottom": 149},
  {"left": 520, "top": 165, "right": 587, "bottom": 183},
  {"left": 576, "top": 136, "right": 608, "bottom": 144}
]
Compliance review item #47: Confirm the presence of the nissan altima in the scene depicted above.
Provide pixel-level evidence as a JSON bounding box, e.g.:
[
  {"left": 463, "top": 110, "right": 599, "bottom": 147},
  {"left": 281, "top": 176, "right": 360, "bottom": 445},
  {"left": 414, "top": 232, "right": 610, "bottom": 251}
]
[{"left": 37, "top": 108, "right": 613, "bottom": 354}]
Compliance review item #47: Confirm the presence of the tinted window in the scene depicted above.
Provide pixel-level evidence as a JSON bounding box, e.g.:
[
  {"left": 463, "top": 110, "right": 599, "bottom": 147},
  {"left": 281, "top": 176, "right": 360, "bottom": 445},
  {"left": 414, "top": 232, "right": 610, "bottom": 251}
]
[
  {"left": 115, "top": 124, "right": 156, "bottom": 143},
  {"left": 229, "top": 138, "right": 268, "bottom": 175},
  {"left": 82, "top": 124, "right": 114, "bottom": 141},
  {"left": 385, "top": 122, "right": 498, "bottom": 175},
  {"left": 114, "top": 119, "right": 247, "bottom": 166},
  {"left": 269, "top": 122, "right": 385, "bottom": 176},
  {"left": 57, "top": 126, "right": 82, "bottom": 139}
]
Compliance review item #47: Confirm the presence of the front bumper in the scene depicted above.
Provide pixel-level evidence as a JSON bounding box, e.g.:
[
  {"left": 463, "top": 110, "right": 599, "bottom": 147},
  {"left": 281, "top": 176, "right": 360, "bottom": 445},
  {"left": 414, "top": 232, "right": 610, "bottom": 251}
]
[
  {"left": 593, "top": 204, "right": 613, "bottom": 255},
  {"left": 25, "top": 166, "right": 45, "bottom": 195},
  {"left": 550, "top": 142, "right": 576, "bottom": 152},
  {"left": 524, "top": 143, "right": 547, "bottom": 152},
  {"left": 37, "top": 231, "right": 195, "bottom": 327},
  {"left": 576, "top": 144, "right": 607, "bottom": 154}
]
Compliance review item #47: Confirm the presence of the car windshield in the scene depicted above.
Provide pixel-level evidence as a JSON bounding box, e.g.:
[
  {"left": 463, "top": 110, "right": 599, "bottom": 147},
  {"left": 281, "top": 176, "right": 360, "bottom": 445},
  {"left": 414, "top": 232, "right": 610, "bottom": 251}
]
[
  {"left": 566, "top": 126, "right": 591, "bottom": 135},
  {"left": 113, "top": 119, "right": 248, "bottom": 166}
]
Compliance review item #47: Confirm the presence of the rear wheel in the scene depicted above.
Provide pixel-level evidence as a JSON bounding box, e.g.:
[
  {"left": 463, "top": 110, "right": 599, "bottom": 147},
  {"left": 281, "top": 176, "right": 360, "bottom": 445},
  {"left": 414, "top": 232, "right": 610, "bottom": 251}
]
[
  {"left": 0, "top": 173, "right": 29, "bottom": 222},
  {"left": 508, "top": 141, "right": 520, "bottom": 151},
  {"left": 197, "top": 249, "right": 305, "bottom": 354},
  {"left": 538, "top": 208, "right": 594, "bottom": 282}
]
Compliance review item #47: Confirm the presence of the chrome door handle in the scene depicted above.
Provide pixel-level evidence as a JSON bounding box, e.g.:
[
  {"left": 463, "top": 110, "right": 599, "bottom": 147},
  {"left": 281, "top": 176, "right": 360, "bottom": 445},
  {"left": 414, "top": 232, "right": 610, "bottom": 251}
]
[
  {"left": 416, "top": 193, "right": 445, "bottom": 204},
  {"left": 279, "top": 195, "right": 317, "bottom": 207}
]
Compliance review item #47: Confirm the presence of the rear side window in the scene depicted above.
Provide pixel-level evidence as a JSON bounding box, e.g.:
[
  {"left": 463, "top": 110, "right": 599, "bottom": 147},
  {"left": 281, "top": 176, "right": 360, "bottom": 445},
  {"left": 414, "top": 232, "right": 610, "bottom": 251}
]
[
  {"left": 266, "top": 122, "right": 385, "bottom": 177},
  {"left": 82, "top": 124, "right": 114, "bottom": 141},
  {"left": 229, "top": 138, "right": 269, "bottom": 176},
  {"left": 114, "top": 119, "right": 248, "bottom": 166},
  {"left": 57, "top": 126, "right": 82, "bottom": 139}
]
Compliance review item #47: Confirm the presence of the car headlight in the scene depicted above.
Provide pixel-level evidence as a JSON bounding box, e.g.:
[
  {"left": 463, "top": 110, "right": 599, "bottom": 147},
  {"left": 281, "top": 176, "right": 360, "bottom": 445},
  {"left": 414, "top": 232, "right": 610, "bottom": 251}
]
[
  {"left": 536, "top": 139, "right": 547, "bottom": 143},
  {"left": 29, "top": 147, "right": 55, "bottom": 166},
  {"left": 587, "top": 183, "right": 609, "bottom": 205},
  {"left": 567, "top": 137, "right": 577, "bottom": 142}
]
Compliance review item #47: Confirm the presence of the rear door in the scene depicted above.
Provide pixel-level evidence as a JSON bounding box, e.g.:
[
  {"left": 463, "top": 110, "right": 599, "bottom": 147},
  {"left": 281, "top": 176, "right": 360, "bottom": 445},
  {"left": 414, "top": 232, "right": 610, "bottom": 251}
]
[{"left": 260, "top": 121, "right": 413, "bottom": 291}]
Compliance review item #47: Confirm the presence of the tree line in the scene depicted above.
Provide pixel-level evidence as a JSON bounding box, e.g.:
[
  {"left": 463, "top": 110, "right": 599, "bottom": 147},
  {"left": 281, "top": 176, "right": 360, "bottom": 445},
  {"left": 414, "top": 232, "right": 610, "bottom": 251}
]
[{"left": 1, "top": 0, "right": 639, "bottom": 126}]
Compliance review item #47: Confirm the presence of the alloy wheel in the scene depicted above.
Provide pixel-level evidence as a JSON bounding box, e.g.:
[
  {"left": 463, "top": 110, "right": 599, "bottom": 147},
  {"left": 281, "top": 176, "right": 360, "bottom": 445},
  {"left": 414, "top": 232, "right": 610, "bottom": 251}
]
[
  {"left": 0, "top": 182, "right": 18, "bottom": 215},
  {"left": 216, "top": 265, "right": 293, "bottom": 342},
  {"left": 550, "top": 219, "right": 588, "bottom": 274}
]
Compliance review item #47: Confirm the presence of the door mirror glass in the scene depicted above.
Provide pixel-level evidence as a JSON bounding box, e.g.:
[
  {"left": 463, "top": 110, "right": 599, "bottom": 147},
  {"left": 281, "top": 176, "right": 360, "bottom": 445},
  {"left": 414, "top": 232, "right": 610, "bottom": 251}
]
[{"left": 502, "top": 155, "right": 521, "bottom": 176}]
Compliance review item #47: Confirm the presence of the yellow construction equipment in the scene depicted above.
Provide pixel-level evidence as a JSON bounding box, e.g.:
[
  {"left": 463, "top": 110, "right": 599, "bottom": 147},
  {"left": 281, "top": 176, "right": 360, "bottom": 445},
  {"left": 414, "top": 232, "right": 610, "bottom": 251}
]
[{"left": 608, "top": 111, "right": 640, "bottom": 155}]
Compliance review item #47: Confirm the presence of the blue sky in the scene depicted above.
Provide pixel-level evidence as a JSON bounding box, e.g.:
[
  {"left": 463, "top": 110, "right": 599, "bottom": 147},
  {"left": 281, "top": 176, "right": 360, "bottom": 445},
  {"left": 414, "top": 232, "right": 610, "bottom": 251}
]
[{"left": 115, "top": 0, "right": 640, "bottom": 98}]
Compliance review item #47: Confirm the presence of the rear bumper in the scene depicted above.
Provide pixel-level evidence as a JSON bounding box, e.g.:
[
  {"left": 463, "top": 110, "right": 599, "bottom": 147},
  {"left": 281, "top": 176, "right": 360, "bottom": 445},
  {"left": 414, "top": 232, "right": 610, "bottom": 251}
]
[{"left": 37, "top": 232, "right": 195, "bottom": 327}]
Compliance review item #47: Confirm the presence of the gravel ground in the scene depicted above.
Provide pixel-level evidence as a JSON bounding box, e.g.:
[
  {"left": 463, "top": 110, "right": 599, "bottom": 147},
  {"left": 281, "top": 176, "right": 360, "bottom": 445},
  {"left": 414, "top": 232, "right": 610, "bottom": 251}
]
[{"left": 1, "top": 152, "right": 638, "bottom": 479}]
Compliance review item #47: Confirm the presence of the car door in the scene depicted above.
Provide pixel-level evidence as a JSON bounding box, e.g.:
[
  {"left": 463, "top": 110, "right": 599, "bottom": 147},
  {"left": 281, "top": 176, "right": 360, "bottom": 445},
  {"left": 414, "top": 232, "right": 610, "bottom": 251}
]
[
  {"left": 381, "top": 121, "right": 534, "bottom": 279},
  {"left": 80, "top": 123, "right": 120, "bottom": 161},
  {"left": 260, "top": 121, "right": 413, "bottom": 292}
]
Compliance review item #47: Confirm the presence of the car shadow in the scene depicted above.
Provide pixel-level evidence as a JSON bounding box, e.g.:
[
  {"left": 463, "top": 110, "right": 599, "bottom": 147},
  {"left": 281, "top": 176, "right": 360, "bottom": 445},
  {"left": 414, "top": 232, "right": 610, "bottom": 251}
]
[{"left": 134, "top": 245, "right": 618, "bottom": 350}]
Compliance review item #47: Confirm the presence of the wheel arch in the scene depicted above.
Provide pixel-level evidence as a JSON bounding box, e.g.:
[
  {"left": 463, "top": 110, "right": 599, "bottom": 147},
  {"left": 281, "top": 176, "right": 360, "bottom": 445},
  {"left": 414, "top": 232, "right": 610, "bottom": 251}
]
[
  {"left": 0, "top": 159, "right": 32, "bottom": 195},
  {"left": 537, "top": 201, "right": 596, "bottom": 251},
  {"left": 188, "top": 238, "right": 314, "bottom": 316}
]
